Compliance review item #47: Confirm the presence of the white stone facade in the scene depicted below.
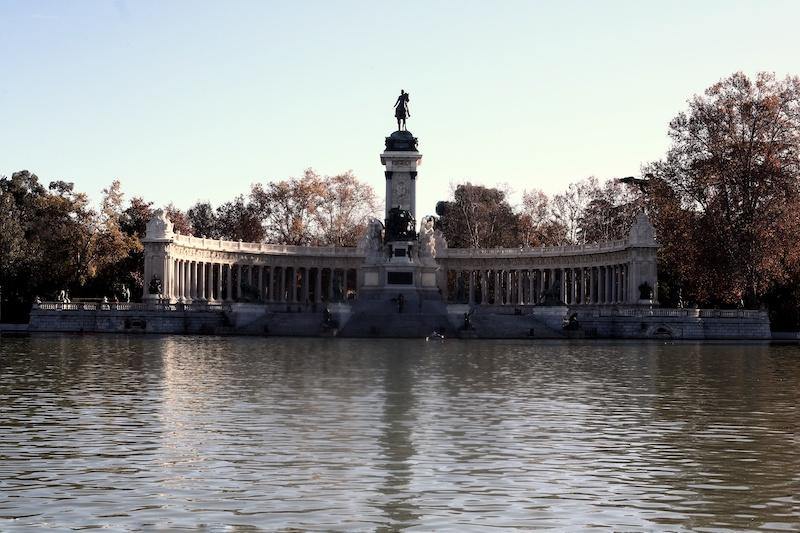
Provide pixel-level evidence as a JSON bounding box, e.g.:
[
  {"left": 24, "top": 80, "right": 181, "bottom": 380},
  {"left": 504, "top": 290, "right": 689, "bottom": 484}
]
[
  {"left": 143, "top": 134, "right": 658, "bottom": 307},
  {"left": 142, "top": 213, "right": 658, "bottom": 307}
]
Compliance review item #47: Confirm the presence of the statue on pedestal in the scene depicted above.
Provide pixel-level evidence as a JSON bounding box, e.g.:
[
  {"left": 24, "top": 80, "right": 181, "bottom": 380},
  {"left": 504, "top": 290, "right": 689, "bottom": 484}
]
[{"left": 394, "top": 90, "right": 410, "bottom": 131}]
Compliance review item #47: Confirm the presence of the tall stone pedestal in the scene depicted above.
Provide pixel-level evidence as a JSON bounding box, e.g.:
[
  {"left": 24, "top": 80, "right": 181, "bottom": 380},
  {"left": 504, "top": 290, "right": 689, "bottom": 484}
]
[{"left": 342, "top": 129, "right": 450, "bottom": 337}]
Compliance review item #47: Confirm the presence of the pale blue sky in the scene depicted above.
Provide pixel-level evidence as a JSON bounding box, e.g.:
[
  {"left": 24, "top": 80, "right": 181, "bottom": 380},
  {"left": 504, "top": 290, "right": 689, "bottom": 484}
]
[{"left": 1, "top": 0, "right": 798, "bottom": 218}]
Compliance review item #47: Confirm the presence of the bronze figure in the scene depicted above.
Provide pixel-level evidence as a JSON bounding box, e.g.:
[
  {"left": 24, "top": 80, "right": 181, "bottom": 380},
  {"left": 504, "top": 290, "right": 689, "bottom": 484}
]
[{"left": 394, "top": 90, "right": 410, "bottom": 131}]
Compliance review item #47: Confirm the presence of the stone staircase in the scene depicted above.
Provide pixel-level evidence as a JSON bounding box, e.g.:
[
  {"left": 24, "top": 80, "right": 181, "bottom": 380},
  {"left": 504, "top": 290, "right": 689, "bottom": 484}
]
[
  {"left": 447, "top": 305, "right": 568, "bottom": 339},
  {"left": 339, "top": 295, "right": 453, "bottom": 338}
]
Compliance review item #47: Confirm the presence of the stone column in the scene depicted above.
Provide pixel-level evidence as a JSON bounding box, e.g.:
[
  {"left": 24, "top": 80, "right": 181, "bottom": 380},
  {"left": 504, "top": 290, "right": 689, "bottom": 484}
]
[
  {"left": 198, "top": 262, "right": 205, "bottom": 300},
  {"left": 173, "top": 260, "right": 180, "bottom": 300},
  {"left": 277, "top": 266, "right": 285, "bottom": 302},
  {"left": 267, "top": 266, "right": 273, "bottom": 302},
  {"left": 468, "top": 270, "right": 475, "bottom": 305},
  {"left": 589, "top": 267, "right": 595, "bottom": 304},
  {"left": 610, "top": 265, "right": 615, "bottom": 304},
  {"left": 621, "top": 264, "right": 627, "bottom": 303},
  {"left": 527, "top": 270, "right": 533, "bottom": 305},
  {"left": 285, "top": 267, "right": 294, "bottom": 303},
  {"left": 216, "top": 264, "right": 222, "bottom": 302},
  {"left": 598, "top": 265, "right": 608, "bottom": 304},
  {"left": 233, "top": 264, "right": 240, "bottom": 300},
  {"left": 182, "top": 261, "right": 188, "bottom": 301},
  {"left": 178, "top": 261, "right": 185, "bottom": 300},
  {"left": 314, "top": 268, "right": 322, "bottom": 303},
  {"left": 205, "top": 263, "right": 213, "bottom": 301},
  {"left": 257, "top": 266, "right": 263, "bottom": 301},
  {"left": 188, "top": 262, "right": 195, "bottom": 300},
  {"left": 571, "top": 268, "right": 578, "bottom": 305},
  {"left": 492, "top": 270, "right": 500, "bottom": 304},
  {"left": 224, "top": 264, "right": 232, "bottom": 302},
  {"left": 302, "top": 268, "right": 310, "bottom": 304}
]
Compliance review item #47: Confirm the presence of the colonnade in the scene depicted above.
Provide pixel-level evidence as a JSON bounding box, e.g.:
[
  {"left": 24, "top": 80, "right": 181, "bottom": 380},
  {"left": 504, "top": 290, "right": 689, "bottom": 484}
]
[
  {"left": 164, "top": 259, "right": 357, "bottom": 304},
  {"left": 446, "top": 264, "right": 630, "bottom": 305}
]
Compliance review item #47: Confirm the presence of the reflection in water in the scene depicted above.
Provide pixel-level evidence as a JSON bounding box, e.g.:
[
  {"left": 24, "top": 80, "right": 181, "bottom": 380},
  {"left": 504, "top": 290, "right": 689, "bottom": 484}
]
[
  {"left": 374, "top": 348, "right": 421, "bottom": 530},
  {"left": 0, "top": 336, "right": 798, "bottom": 531}
]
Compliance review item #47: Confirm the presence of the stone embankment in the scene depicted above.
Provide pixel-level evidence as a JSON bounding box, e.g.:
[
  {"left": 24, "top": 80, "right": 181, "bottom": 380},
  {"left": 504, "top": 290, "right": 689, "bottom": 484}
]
[{"left": 25, "top": 302, "right": 772, "bottom": 340}]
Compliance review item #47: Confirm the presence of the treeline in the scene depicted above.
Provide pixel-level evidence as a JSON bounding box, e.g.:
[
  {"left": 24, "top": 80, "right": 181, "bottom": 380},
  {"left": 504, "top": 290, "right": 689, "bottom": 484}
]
[
  {"left": 436, "top": 177, "right": 643, "bottom": 249},
  {"left": 2, "top": 72, "right": 799, "bottom": 328}
]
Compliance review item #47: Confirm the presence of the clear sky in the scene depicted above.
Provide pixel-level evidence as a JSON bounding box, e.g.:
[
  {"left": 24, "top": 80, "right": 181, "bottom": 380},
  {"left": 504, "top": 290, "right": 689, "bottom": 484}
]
[{"left": 1, "top": 0, "right": 798, "bottom": 218}]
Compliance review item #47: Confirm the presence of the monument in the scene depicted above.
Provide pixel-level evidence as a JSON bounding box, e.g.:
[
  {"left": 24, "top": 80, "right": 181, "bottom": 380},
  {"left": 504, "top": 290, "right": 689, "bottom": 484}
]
[
  {"left": 351, "top": 92, "right": 448, "bottom": 332},
  {"left": 24, "top": 88, "right": 767, "bottom": 339}
]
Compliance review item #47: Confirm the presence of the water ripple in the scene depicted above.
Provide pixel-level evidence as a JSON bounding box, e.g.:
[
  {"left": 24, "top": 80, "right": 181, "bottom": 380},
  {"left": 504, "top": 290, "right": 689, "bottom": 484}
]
[{"left": 1, "top": 336, "right": 798, "bottom": 531}]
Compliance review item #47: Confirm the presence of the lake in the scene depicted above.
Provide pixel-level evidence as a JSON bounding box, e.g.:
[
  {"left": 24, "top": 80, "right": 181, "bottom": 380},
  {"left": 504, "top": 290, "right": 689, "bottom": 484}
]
[{"left": 1, "top": 335, "right": 798, "bottom": 531}]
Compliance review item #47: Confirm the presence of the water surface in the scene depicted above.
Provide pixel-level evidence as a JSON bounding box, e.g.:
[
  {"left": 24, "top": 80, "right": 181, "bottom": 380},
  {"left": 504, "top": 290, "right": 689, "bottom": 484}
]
[{"left": 1, "top": 335, "right": 798, "bottom": 531}]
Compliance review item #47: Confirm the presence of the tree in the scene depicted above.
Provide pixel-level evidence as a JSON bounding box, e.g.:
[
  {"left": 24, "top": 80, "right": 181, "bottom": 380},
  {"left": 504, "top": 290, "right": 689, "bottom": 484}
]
[
  {"left": 215, "top": 195, "right": 265, "bottom": 242},
  {"left": 518, "top": 189, "right": 564, "bottom": 247},
  {"left": 579, "top": 180, "right": 644, "bottom": 243},
  {"left": 551, "top": 177, "right": 598, "bottom": 245},
  {"left": 89, "top": 181, "right": 143, "bottom": 297},
  {"left": 250, "top": 169, "right": 327, "bottom": 245},
  {"left": 187, "top": 201, "right": 219, "bottom": 238},
  {"left": 315, "top": 171, "right": 379, "bottom": 246},
  {"left": 645, "top": 72, "right": 800, "bottom": 307},
  {"left": 0, "top": 171, "right": 96, "bottom": 308},
  {"left": 437, "top": 183, "right": 520, "bottom": 248}
]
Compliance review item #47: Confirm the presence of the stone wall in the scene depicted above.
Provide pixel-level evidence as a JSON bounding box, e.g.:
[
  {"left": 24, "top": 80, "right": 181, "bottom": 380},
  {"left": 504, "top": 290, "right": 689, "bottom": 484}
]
[
  {"left": 29, "top": 302, "right": 228, "bottom": 335},
  {"left": 573, "top": 307, "right": 771, "bottom": 340},
  {"left": 27, "top": 302, "right": 771, "bottom": 340}
]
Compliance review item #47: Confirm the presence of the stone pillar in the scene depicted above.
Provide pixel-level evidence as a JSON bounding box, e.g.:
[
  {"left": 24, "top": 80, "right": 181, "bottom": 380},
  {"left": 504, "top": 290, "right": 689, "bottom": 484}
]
[
  {"left": 302, "top": 268, "right": 310, "bottom": 304},
  {"left": 277, "top": 267, "right": 285, "bottom": 302},
  {"left": 257, "top": 266, "right": 263, "bottom": 301},
  {"left": 608, "top": 265, "right": 614, "bottom": 303},
  {"left": 183, "top": 260, "right": 188, "bottom": 300},
  {"left": 571, "top": 268, "right": 578, "bottom": 305},
  {"left": 216, "top": 264, "right": 222, "bottom": 302},
  {"left": 598, "top": 265, "right": 608, "bottom": 304},
  {"left": 198, "top": 262, "right": 205, "bottom": 300},
  {"left": 314, "top": 268, "right": 322, "bottom": 303},
  {"left": 493, "top": 270, "right": 500, "bottom": 304},
  {"left": 174, "top": 260, "right": 180, "bottom": 300},
  {"left": 181, "top": 261, "right": 188, "bottom": 301},
  {"left": 224, "top": 264, "right": 232, "bottom": 302},
  {"left": 233, "top": 264, "right": 240, "bottom": 300},
  {"left": 527, "top": 270, "right": 533, "bottom": 305},
  {"left": 188, "top": 262, "right": 195, "bottom": 300},
  {"left": 621, "top": 264, "right": 627, "bottom": 303},
  {"left": 468, "top": 270, "right": 475, "bottom": 305},
  {"left": 267, "top": 266, "right": 273, "bottom": 301},
  {"left": 205, "top": 263, "right": 213, "bottom": 301},
  {"left": 286, "top": 267, "right": 294, "bottom": 303},
  {"left": 589, "top": 267, "right": 595, "bottom": 304}
]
